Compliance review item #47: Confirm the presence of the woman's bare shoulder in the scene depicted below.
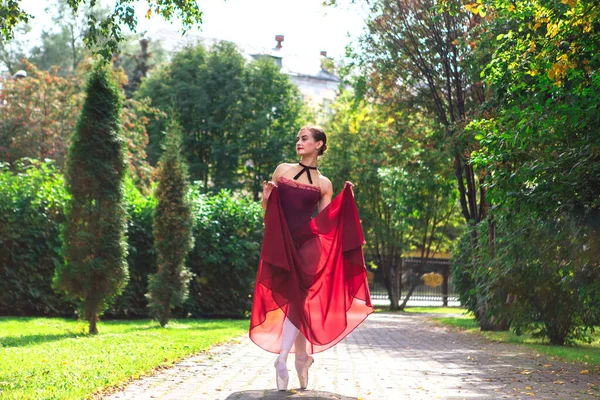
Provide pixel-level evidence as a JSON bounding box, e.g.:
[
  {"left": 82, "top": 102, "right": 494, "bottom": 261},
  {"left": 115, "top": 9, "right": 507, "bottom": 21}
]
[
  {"left": 276, "top": 162, "right": 296, "bottom": 170},
  {"left": 272, "top": 163, "right": 296, "bottom": 180},
  {"left": 275, "top": 163, "right": 296, "bottom": 173},
  {"left": 318, "top": 174, "right": 333, "bottom": 194}
]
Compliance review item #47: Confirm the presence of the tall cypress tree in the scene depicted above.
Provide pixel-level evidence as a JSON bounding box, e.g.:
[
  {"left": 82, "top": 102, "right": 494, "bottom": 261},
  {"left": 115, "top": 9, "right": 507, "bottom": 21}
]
[
  {"left": 54, "top": 61, "right": 128, "bottom": 334},
  {"left": 146, "top": 118, "right": 194, "bottom": 327}
]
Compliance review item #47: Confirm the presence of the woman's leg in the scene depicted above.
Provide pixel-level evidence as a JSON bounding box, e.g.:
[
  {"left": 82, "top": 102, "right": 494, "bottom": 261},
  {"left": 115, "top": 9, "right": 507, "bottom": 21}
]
[
  {"left": 275, "top": 317, "right": 300, "bottom": 379},
  {"left": 294, "top": 331, "right": 308, "bottom": 361}
]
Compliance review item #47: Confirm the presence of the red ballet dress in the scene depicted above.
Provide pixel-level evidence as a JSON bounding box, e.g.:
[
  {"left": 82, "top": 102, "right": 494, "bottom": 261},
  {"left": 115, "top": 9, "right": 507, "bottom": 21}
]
[{"left": 249, "top": 176, "right": 374, "bottom": 354}]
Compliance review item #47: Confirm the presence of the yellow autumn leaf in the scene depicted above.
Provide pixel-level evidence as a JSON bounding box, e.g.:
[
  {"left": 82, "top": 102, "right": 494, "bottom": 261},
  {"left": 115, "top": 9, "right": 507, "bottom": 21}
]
[
  {"left": 546, "top": 22, "right": 560, "bottom": 38},
  {"left": 145, "top": 8, "right": 153, "bottom": 19},
  {"left": 465, "top": 3, "right": 479, "bottom": 14},
  {"left": 581, "top": 370, "right": 590, "bottom": 374},
  {"left": 561, "top": 0, "right": 577, "bottom": 7}
]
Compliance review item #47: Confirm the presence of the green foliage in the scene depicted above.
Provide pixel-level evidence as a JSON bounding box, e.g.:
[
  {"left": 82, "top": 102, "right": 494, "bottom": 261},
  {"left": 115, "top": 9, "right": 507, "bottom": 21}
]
[
  {"left": 147, "top": 119, "right": 194, "bottom": 327},
  {"left": 470, "top": 0, "right": 600, "bottom": 220},
  {"left": 0, "top": 1, "right": 30, "bottom": 41},
  {"left": 0, "top": 161, "right": 158, "bottom": 318},
  {"left": 183, "top": 188, "right": 264, "bottom": 318},
  {"left": 447, "top": 0, "right": 600, "bottom": 343},
  {"left": 0, "top": 159, "right": 73, "bottom": 316},
  {"left": 0, "top": 165, "right": 264, "bottom": 319},
  {"left": 0, "top": 1, "right": 202, "bottom": 59},
  {"left": 452, "top": 213, "right": 600, "bottom": 345},
  {"left": 322, "top": 93, "right": 402, "bottom": 308},
  {"left": 26, "top": 0, "right": 108, "bottom": 74},
  {"left": 106, "top": 178, "right": 158, "bottom": 318},
  {"left": 241, "top": 57, "right": 307, "bottom": 200},
  {"left": 55, "top": 61, "right": 128, "bottom": 333},
  {"left": 136, "top": 42, "right": 308, "bottom": 192},
  {"left": 323, "top": 92, "right": 462, "bottom": 309},
  {"left": 450, "top": 226, "right": 479, "bottom": 317}
]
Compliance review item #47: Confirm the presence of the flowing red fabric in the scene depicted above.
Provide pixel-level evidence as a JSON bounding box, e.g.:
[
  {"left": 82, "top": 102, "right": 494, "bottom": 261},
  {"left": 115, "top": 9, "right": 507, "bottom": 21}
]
[{"left": 249, "top": 177, "right": 374, "bottom": 354}]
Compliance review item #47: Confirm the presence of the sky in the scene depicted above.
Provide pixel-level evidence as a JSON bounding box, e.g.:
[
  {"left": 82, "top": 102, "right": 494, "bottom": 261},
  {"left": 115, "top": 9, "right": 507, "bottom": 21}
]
[{"left": 18, "top": 0, "right": 369, "bottom": 74}]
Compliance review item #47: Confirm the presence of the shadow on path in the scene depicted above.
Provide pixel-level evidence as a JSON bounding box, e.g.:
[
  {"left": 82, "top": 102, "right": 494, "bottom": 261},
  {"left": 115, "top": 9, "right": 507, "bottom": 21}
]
[{"left": 225, "top": 390, "right": 358, "bottom": 400}]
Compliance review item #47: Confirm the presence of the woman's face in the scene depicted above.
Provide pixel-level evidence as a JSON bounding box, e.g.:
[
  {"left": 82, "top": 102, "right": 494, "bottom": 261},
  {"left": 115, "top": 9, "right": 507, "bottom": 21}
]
[{"left": 296, "top": 129, "right": 321, "bottom": 156}]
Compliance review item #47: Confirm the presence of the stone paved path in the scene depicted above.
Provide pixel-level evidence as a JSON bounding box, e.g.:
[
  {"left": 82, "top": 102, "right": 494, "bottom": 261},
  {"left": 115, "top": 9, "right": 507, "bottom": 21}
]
[{"left": 104, "top": 313, "right": 600, "bottom": 400}]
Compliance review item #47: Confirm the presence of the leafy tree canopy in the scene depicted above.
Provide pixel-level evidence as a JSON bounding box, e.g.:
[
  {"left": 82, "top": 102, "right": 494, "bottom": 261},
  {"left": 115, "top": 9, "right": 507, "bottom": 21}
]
[{"left": 0, "top": 0, "right": 202, "bottom": 59}]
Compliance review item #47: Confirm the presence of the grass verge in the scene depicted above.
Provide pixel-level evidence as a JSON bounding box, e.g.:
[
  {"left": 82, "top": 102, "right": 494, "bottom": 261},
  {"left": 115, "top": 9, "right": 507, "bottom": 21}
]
[
  {"left": 0, "top": 317, "right": 249, "bottom": 399},
  {"left": 434, "top": 315, "right": 600, "bottom": 367}
]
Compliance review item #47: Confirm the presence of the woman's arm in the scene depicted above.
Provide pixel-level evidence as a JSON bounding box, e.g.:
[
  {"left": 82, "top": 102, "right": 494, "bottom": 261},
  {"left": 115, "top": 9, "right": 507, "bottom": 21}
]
[
  {"left": 318, "top": 177, "right": 334, "bottom": 213},
  {"left": 261, "top": 163, "right": 288, "bottom": 210}
]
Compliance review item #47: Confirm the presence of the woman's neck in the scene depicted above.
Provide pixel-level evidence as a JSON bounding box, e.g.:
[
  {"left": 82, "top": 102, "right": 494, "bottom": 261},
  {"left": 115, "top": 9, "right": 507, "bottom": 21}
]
[{"left": 300, "top": 156, "right": 318, "bottom": 168}]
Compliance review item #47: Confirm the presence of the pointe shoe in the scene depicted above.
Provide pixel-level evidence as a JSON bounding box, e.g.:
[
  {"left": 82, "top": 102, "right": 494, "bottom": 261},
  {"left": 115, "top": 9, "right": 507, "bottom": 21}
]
[
  {"left": 274, "top": 356, "right": 289, "bottom": 391},
  {"left": 295, "top": 355, "right": 314, "bottom": 389}
]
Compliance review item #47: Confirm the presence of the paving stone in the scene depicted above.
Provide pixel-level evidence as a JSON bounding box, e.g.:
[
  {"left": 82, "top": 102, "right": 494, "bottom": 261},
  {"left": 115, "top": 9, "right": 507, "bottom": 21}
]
[{"left": 103, "top": 313, "right": 600, "bottom": 400}]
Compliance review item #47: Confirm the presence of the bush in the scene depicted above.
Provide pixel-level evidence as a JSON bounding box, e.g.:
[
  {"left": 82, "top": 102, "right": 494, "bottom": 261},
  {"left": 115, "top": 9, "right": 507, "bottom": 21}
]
[
  {"left": 147, "top": 120, "right": 194, "bottom": 327},
  {"left": 181, "top": 187, "right": 264, "bottom": 318},
  {"left": 105, "top": 179, "right": 157, "bottom": 318},
  {"left": 0, "top": 163, "right": 265, "bottom": 319},
  {"left": 55, "top": 62, "right": 129, "bottom": 334},
  {"left": 452, "top": 213, "right": 600, "bottom": 345},
  {"left": 0, "top": 160, "right": 74, "bottom": 316}
]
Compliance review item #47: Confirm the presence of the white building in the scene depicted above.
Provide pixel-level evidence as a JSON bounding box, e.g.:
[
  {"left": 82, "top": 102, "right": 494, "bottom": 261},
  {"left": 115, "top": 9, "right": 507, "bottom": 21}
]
[{"left": 256, "top": 35, "right": 340, "bottom": 112}]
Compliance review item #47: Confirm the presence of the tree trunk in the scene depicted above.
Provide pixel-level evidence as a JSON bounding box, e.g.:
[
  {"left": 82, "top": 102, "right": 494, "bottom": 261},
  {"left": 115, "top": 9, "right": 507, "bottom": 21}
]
[
  {"left": 159, "top": 304, "right": 170, "bottom": 328},
  {"left": 383, "top": 257, "right": 402, "bottom": 310},
  {"left": 384, "top": 276, "right": 401, "bottom": 311},
  {"left": 89, "top": 310, "right": 98, "bottom": 335},
  {"left": 398, "top": 281, "right": 419, "bottom": 310}
]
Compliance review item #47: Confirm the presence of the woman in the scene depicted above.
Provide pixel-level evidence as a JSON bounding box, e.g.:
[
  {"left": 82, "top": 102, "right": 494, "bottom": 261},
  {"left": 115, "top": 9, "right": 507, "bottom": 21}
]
[{"left": 249, "top": 126, "right": 373, "bottom": 391}]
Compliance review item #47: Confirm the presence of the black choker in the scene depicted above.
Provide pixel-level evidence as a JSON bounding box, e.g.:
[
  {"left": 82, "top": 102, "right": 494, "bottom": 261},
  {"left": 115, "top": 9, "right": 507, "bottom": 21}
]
[{"left": 293, "top": 162, "right": 318, "bottom": 184}]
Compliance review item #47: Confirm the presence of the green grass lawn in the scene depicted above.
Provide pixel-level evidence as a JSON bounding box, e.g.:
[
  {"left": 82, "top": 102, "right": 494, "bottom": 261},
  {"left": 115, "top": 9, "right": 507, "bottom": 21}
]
[
  {"left": 0, "top": 317, "right": 249, "bottom": 400},
  {"left": 433, "top": 314, "right": 600, "bottom": 368}
]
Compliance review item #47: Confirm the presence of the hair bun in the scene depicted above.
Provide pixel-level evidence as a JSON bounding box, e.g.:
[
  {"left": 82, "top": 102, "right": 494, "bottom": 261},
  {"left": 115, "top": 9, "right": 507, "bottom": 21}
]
[{"left": 319, "top": 144, "right": 328, "bottom": 156}]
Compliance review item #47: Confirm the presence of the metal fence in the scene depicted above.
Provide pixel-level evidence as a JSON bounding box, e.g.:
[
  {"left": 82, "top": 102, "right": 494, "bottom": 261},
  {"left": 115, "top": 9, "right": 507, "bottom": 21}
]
[{"left": 367, "top": 257, "right": 461, "bottom": 307}]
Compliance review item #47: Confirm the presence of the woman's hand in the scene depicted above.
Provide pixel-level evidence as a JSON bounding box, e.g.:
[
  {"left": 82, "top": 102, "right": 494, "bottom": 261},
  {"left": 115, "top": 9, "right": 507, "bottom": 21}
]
[
  {"left": 345, "top": 181, "right": 355, "bottom": 188},
  {"left": 263, "top": 180, "right": 276, "bottom": 197},
  {"left": 261, "top": 180, "right": 277, "bottom": 210}
]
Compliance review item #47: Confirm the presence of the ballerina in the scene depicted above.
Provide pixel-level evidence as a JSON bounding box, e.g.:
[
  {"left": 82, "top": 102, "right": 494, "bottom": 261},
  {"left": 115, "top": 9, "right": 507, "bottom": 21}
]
[{"left": 249, "top": 125, "right": 373, "bottom": 391}]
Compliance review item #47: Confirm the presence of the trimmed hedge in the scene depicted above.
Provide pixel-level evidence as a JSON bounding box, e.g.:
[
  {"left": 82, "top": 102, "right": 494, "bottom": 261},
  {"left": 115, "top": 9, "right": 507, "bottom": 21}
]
[
  {"left": 105, "top": 180, "right": 158, "bottom": 318},
  {"left": 0, "top": 160, "right": 73, "bottom": 316},
  {"left": 0, "top": 162, "right": 265, "bottom": 319},
  {"left": 180, "top": 188, "right": 264, "bottom": 318}
]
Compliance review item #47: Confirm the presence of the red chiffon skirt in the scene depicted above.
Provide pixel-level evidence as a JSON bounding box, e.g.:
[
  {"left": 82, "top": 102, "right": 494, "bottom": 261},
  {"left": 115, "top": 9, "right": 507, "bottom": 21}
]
[{"left": 249, "top": 182, "right": 373, "bottom": 354}]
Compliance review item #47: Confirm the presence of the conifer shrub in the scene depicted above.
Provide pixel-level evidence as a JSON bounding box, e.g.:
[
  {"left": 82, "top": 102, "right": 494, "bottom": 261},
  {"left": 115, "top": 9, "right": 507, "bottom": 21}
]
[
  {"left": 146, "top": 120, "right": 194, "bottom": 327},
  {"left": 54, "top": 62, "right": 128, "bottom": 334}
]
